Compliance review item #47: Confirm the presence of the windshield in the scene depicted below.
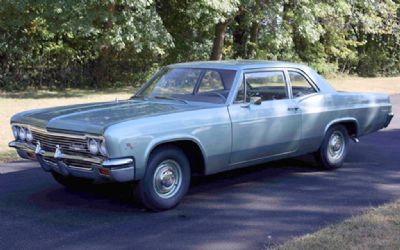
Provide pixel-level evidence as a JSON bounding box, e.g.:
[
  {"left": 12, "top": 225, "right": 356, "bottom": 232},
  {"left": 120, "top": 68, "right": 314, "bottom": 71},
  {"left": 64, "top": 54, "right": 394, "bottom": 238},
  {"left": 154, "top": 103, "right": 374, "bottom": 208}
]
[{"left": 134, "top": 67, "right": 237, "bottom": 104}]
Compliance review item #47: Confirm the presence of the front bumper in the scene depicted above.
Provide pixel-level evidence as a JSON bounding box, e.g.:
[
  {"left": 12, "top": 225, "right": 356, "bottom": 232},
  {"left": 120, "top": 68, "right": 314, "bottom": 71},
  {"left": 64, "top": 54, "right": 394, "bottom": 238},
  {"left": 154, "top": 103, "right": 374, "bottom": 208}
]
[
  {"left": 9, "top": 141, "right": 135, "bottom": 182},
  {"left": 383, "top": 112, "right": 394, "bottom": 128}
]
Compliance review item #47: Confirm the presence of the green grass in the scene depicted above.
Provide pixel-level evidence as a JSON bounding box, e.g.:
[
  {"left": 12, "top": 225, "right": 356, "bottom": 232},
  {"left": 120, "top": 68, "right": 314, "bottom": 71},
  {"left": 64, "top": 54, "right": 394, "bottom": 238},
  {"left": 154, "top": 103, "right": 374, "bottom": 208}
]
[{"left": 271, "top": 199, "right": 400, "bottom": 250}]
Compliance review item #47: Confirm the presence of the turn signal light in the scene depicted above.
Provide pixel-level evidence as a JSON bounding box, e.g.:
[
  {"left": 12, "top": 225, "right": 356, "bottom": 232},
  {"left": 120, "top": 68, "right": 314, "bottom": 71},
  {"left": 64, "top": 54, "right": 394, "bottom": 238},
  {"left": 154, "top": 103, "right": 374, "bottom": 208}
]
[{"left": 99, "top": 168, "right": 110, "bottom": 176}]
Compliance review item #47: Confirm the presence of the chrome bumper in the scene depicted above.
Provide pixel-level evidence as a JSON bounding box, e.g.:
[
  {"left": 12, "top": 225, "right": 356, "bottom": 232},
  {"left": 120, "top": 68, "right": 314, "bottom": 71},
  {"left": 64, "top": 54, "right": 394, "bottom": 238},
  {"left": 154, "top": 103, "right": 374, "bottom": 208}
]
[
  {"left": 9, "top": 141, "right": 135, "bottom": 182},
  {"left": 383, "top": 112, "right": 394, "bottom": 128}
]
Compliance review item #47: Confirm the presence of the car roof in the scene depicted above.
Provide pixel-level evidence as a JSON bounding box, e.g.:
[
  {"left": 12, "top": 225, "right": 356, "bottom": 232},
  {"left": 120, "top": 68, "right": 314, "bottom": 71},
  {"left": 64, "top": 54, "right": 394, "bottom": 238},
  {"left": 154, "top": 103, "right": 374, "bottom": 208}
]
[
  {"left": 168, "top": 60, "right": 308, "bottom": 71},
  {"left": 168, "top": 60, "right": 337, "bottom": 94}
]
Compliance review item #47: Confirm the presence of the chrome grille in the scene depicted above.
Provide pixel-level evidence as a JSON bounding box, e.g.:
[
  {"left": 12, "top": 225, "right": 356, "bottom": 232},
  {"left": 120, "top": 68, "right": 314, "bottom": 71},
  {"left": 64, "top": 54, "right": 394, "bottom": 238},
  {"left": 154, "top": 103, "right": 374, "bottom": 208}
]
[{"left": 31, "top": 128, "right": 90, "bottom": 155}]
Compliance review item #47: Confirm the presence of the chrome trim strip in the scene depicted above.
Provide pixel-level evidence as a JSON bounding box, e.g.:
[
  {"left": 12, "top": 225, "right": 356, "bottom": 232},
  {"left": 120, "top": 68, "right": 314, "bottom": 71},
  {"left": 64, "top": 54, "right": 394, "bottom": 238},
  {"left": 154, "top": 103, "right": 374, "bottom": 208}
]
[
  {"left": 11, "top": 123, "right": 104, "bottom": 140},
  {"left": 102, "top": 158, "right": 134, "bottom": 167}
]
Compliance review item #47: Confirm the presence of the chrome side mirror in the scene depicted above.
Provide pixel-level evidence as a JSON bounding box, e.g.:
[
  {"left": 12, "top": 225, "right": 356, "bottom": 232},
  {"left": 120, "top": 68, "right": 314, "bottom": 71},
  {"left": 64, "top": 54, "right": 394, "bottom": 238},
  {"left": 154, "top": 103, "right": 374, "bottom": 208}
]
[
  {"left": 251, "top": 96, "right": 262, "bottom": 105},
  {"left": 240, "top": 96, "right": 262, "bottom": 108}
]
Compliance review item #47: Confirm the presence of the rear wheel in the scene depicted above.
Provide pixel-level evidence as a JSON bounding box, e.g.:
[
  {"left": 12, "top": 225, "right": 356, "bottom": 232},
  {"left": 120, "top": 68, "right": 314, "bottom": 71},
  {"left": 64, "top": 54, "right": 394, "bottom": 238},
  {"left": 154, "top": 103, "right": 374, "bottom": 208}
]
[
  {"left": 51, "top": 171, "right": 92, "bottom": 189},
  {"left": 136, "top": 145, "right": 191, "bottom": 211},
  {"left": 315, "top": 124, "right": 349, "bottom": 170}
]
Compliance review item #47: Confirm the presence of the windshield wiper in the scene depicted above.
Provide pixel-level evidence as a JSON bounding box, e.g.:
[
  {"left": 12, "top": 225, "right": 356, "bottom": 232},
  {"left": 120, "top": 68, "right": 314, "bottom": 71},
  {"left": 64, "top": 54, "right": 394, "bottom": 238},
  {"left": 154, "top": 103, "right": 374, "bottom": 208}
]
[{"left": 152, "top": 95, "right": 189, "bottom": 104}]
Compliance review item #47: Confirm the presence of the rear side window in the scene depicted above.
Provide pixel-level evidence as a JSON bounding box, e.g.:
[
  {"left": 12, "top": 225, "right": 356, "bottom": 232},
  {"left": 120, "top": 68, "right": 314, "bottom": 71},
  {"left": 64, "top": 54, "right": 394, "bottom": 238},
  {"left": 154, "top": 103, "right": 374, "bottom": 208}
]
[
  {"left": 289, "top": 71, "right": 317, "bottom": 97},
  {"left": 243, "top": 71, "right": 288, "bottom": 101}
]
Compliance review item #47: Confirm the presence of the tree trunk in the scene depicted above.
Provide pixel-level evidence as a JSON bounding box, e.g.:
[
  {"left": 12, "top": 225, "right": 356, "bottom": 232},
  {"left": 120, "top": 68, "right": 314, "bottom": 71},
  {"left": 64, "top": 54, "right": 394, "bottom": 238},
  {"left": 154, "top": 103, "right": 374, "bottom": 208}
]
[
  {"left": 233, "top": 7, "right": 248, "bottom": 58},
  {"left": 247, "top": 21, "right": 259, "bottom": 58},
  {"left": 210, "top": 21, "right": 229, "bottom": 60}
]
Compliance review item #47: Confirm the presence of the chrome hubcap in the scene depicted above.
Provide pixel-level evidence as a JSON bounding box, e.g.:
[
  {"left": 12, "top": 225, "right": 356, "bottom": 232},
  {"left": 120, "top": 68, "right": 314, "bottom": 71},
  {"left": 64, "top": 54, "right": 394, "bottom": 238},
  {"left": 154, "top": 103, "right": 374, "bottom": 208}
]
[
  {"left": 153, "top": 160, "right": 182, "bottom": 199},
  {"left": 327, "top": 131, "right": 345, "bottom": 161}
]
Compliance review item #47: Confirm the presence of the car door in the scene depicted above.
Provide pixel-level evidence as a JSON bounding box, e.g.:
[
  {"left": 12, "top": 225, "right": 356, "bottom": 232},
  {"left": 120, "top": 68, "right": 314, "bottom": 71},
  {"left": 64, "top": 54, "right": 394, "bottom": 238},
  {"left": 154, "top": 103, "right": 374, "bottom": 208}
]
[{"left": 228, "top": 69, "right": 302, "bottom": 165}]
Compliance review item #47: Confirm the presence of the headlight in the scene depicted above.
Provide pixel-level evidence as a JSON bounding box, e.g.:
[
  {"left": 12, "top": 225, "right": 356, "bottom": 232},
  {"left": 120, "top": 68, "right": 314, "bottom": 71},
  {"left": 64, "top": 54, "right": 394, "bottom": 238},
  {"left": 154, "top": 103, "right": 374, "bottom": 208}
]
[
  {"left": 18, "top": 127, "right": 27, "bottom": 141},
  {"left": 12, "top": 126, "right": 19, "bottom": 139},
  {"left": 26, "top": 128, "right": 33, "bottom": 142},
  {"left": 87, "top": 139, "right": 99, "bottom": 155},
  {"left": 99, "top": 140, "right": 108, "bottom": 156}
]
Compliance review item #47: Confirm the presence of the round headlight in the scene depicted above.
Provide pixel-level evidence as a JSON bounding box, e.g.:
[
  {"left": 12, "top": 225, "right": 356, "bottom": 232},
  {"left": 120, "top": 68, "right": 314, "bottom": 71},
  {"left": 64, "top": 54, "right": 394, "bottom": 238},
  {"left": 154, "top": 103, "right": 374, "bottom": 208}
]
[
  {"left": 12, "top": 126, "right": 19, "bottom": 139},
  {"left": 99, "top": 140, "right": 108, "bottom": 156},
  {"left": 26, "top": 128, "right": 33, "bottom": 142},
  {"left": 18, "top": 127, "right": 27, "bottom": 141},
  {"left": 88, "top": 139, "right": 99, "bottom": 155}
]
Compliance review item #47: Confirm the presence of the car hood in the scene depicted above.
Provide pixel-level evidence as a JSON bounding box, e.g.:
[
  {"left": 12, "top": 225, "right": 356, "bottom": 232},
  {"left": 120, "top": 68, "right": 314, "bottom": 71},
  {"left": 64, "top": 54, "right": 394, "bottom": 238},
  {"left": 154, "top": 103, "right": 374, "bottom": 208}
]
[{"left": 11, "top": 100, "right": 199, "bottom": 135}]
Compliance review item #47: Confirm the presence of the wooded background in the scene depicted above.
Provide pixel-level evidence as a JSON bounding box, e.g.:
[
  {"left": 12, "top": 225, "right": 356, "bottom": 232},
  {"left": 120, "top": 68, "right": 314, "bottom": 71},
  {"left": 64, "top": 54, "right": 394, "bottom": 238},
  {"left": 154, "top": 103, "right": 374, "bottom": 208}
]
[{"left": 1, "top": 0, "right": 399, "bottom": 91}]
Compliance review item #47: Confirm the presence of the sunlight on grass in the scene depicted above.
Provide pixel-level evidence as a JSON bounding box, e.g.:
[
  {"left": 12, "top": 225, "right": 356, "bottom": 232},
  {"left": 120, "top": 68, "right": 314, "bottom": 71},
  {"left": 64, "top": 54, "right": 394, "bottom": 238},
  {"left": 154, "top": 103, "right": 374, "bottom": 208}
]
[
  {"left": 271, "top": 200, "right": 400, "bottom": 250},
  {"left": 328, "top": 76, "right": 400, "bottom": 94},
  {"left": 0, "top": 150, "right": 19, "bottom": 163}
]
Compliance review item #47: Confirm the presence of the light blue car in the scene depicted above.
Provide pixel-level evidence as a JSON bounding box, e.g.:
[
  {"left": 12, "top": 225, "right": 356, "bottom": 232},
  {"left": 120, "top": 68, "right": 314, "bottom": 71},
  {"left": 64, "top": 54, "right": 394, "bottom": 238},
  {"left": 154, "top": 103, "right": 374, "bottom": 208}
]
[{"left": 9, "top": 60, "right": 394, "bottom": 211}]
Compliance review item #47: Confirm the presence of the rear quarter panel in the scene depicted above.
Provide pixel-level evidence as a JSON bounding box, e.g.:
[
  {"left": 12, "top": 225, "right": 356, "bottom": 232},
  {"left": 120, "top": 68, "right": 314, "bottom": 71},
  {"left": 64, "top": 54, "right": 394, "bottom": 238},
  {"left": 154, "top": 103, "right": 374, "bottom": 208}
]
[{"left": 297, "top": 92, "right": 391, "bottom": 154}]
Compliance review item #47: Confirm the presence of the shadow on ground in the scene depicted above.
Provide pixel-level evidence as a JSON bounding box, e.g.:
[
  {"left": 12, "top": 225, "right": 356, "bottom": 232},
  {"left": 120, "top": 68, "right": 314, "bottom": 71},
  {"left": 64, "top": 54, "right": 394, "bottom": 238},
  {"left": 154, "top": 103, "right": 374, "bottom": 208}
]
[{"left": 0, "top": 129, "right": 399, "bottom": 250}]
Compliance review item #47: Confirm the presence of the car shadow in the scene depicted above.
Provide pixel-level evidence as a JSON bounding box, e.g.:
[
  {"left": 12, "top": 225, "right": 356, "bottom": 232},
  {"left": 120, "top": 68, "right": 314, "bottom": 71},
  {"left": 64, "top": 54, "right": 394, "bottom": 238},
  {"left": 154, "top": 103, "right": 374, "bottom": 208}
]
[
  {"left": 15, "top": 154, "right": 319, "bottom": 214},
  {"left": 0, "top": 129, "right": 399, "bottom": 250},
  {"left": 0, "top": 130, "right": 397, "bottom": 211}
]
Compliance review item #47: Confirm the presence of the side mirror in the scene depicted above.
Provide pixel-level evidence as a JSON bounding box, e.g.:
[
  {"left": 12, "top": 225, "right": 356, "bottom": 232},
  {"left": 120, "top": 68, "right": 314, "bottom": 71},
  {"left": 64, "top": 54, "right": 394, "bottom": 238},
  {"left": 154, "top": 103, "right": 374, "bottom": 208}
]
[
  {"left": 250, "top": 96, "right": 262, "bottom": 105},
  {"left": 240, "top": 96, "right": 262, "bottom": 108}
]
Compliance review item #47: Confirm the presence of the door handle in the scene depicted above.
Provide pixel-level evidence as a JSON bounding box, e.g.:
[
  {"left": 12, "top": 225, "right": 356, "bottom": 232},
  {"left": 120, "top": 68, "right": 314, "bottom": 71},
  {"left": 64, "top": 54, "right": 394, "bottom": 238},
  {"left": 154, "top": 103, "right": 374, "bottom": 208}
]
[{"left": 288, "top": 106, "right": 300, "bottom": 111}]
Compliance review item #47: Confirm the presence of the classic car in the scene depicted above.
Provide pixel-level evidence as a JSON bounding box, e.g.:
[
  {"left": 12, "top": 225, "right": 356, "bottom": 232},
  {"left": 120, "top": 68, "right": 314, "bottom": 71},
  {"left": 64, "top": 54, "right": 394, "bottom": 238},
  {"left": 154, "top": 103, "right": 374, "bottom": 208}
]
[{"left": 9, "top": 60, "right": 394, "bottom": 211}]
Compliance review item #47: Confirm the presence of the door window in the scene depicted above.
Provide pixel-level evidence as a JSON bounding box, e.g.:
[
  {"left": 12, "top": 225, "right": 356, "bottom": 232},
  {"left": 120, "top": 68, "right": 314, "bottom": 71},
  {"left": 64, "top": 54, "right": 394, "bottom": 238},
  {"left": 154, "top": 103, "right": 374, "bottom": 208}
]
[
  {"left": 289, "top": 71, "right": 317, "bottom": 97},
  {"left": 235, "top": 71, "right": 288, "bottom": 102}
]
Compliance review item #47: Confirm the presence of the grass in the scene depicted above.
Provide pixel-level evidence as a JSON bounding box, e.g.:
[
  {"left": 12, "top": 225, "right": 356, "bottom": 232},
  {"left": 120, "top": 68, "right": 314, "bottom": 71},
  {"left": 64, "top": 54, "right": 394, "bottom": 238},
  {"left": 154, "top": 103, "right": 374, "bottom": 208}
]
[
  {"left": 0, "top": 150, "right": 19, "bottom": 163},
  {"left": 0, "top": 76, "right": 399, "bottom": 162},
  {"left": 271, "top": 199, "right": 400, "bottom": 250},
  {"left": 328, "top": 76, "right": 400, "bottom": 94}
]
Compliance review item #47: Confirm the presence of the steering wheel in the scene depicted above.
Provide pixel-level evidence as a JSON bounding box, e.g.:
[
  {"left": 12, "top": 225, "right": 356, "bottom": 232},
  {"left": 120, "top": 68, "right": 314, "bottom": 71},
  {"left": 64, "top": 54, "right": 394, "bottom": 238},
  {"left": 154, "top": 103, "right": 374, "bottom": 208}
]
[
  {"left": 203, "top": 92, "right": 227, "bottom": 102},
  {"left": 294, "top": 91, "right": 304, "bottom": 98}
]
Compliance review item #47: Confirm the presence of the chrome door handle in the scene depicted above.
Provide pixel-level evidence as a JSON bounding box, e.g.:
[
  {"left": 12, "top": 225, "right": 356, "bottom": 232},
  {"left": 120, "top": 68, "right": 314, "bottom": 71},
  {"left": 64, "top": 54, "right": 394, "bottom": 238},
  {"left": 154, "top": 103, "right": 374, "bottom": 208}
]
[{"left": 288, "top": 106, "right": 300, "bottom": 111}]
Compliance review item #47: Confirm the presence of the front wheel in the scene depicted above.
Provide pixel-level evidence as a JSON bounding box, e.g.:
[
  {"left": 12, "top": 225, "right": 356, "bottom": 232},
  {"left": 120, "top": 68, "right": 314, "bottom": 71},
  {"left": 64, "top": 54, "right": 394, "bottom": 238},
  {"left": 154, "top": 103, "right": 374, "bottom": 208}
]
[
  {"left": 315, "top": 124, "right": 349, "bottom": 170},
  {"left": 136, "top": 145, "right": 191, "bottom": 211}
]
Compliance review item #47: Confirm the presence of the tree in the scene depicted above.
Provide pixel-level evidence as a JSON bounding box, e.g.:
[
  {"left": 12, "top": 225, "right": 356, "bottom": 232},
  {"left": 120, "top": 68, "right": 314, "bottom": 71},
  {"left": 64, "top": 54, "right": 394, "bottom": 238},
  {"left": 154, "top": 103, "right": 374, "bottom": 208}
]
[{"left": 0, "top": 0, "right": 399, "bottom": 91}]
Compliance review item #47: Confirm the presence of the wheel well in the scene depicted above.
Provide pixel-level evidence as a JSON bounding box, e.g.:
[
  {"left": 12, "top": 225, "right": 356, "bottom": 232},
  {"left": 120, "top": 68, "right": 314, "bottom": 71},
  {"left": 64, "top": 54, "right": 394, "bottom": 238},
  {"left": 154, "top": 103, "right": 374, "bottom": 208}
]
[
  {"left": 151, "top": 140, "right": 205, "bottom": 175},
  {"left": 333, "top": 121, "right": 358, "bottom": 137}
]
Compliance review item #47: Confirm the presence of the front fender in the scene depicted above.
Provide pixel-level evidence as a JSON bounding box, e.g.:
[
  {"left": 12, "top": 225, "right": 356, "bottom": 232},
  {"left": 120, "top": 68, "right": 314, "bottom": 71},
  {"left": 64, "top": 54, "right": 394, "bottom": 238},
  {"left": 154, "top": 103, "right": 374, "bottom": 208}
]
[
  {"left": 118, "top": 133, "right": 208, "bottom": 180},
  {"left": 143, "top": 134, "right": 208, "bottom": 175}
]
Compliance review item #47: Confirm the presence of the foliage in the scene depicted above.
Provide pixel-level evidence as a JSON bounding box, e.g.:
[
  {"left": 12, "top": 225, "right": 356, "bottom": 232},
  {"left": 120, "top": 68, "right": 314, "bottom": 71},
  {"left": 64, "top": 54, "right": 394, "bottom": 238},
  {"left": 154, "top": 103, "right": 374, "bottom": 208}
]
[{"left": 0, "top": 0, "right": 399, "bottom": 91}]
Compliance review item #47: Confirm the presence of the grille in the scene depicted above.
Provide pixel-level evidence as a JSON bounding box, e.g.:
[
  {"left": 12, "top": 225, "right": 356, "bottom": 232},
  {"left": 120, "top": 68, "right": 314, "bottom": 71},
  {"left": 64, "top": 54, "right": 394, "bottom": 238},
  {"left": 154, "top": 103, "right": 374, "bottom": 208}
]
[{"left": 31, "top": 128, "right": 90, "bottom": 156}]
